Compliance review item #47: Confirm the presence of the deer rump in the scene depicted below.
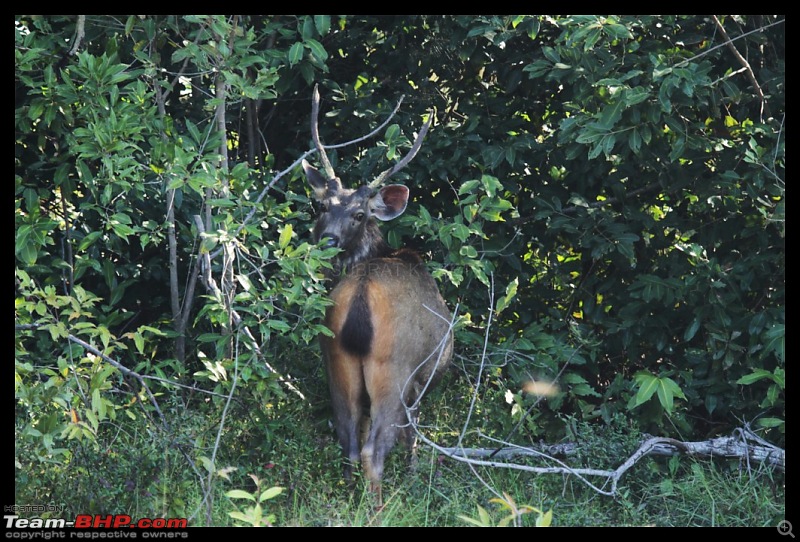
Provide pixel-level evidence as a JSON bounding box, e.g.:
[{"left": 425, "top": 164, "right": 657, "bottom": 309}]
[{"left": 321, "top": 251, "right": 453, "bottom": 489}]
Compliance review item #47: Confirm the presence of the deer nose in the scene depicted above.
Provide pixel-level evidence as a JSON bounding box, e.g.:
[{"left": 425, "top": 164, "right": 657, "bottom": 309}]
[{"left": 320, "top": 235, "right": 339, "bottom": 249}]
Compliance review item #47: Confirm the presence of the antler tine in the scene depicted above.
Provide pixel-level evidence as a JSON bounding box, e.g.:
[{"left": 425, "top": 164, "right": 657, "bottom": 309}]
[
  {"left": 368, "top": 110, "right": 434, "bottom": 190},
  {"left": 311, "top": 84, "right": 337, "bottom": 180}
]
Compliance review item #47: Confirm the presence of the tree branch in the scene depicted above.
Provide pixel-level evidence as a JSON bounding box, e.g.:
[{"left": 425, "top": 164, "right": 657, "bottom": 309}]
[
  {"left": 192, "top": 215, "right": 307, "bottom": 402},
  {"left": 429, "top": 429, "right": 784, "bottom": 498},
  {"left": 512, "top": 181, "right": 662, "bottom": 226},
  {"left": 712, "top": 15, "right": 772, "bottom": 120},
  {"left": 68, "top": 15, "right": 85, "bottom": 56}
]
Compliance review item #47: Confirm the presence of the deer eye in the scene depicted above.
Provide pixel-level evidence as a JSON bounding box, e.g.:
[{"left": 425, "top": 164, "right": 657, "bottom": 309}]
[{"left": 354, "top": 211, "right": 365, "bottom": 222}]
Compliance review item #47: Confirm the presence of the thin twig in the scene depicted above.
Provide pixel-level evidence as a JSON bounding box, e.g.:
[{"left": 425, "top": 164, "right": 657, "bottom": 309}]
[
  {"left": 193, "top": 216, "right": 307, "bottom": 401},
  {"left": 192, "top": 323, "right": 242, "bottom": 525},
  {"left": 675, "top": 17, "right": 784, "bottom": 69},
  {"left": 458, "top": 275, "right": 495, "bottom": 449},
  {"left": 711, "top": 15, "right": 771, "bottom": 120},
  {"left": 513, "top": 181, "right": 662, "bottom": 226},
  {"left": 64, "top": 333, "right": 169, "bottom": 432}
]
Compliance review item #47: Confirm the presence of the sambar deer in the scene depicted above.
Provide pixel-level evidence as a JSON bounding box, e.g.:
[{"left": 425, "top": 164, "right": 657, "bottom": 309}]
[{"left": 302, "top": 87, "right": 453, "bottom": 504}]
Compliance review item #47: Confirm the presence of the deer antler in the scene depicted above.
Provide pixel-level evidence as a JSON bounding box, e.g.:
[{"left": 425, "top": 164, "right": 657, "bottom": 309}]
[
  {"left": 368, "top": 111, "right": 434, "bottom": 189},
  {"left": 310, "top": 84, "right": 337, "bottom": 180},
  {"left": 311, "top": 84, "right": 433, "bottom": 187}
]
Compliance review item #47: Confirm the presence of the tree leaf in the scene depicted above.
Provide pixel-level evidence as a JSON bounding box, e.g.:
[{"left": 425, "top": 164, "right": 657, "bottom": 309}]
[
  {"left": 314, "top": 15, "right": 331, "bottom": 36},
  {"left": 304, "top": 38, "right": 328, "bottom": 61},
  {"left": 630, "top": 371, "right": 659, "bottom": 408},
  {"left": 226, "top": 489, "right": 256, "bottom": 501},
  {"left": 279, "top": 224, "right": 293, "bottom": 249},
  {"left": 288, "top": 42, "right": 304, "bottom": 66},
  {"left": 259, "top": 486, "right": 284, "bottom": 502}
]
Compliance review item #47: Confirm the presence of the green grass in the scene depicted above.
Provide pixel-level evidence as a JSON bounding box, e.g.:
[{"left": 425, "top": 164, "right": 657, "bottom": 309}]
[
  {"left": 16, "top": 404, "right": 785, "bottom": 527},
  {"left": 263, "top": 443, "right": 784, "bottom": 527},
  {"left": 14, "top": 350, "right": 785, "bottom": 527}
]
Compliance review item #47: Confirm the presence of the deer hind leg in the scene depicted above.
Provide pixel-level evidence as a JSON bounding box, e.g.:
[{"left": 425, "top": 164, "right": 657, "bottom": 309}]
[
  {"left": 360, "top": 408, "right": 402, "bottom": 508},
  {"left": 360, "top": 364, "right": 405, "bottom": 505},
  {"left": 360, "top": 406, "right": 402, "bottom": 485},
  {"left": 327, "top": 350, "right": 365, "bottom": 481}
]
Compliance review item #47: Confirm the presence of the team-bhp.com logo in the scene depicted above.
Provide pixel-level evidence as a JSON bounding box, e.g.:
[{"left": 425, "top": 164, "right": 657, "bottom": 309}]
[{"left": 6, "top": 513, "right": 188, "bottom": 530}]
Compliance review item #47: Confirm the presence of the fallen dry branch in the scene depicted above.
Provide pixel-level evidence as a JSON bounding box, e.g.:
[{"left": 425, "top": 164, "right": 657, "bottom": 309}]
[
  {"left": 639, "top": 429, "right": 784, "bottom": 470},
  {"left": 427, "top": 426, "right": 783, "bottom": 497}
]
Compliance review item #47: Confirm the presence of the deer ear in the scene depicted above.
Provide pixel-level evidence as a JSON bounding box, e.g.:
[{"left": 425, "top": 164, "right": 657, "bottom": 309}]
[
  {"left": 303, "top": 159, "right": 338, "bottom": 201},
  {"left": 370, "top": 185, "right": 409, "bottom": 221}
]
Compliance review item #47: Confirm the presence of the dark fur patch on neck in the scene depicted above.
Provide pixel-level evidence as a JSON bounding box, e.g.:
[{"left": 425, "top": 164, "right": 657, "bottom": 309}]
[
  {"left": 334, "top": 223, "right": 390, "bottom": 274},
  {"left": 390, "top": 248, "right": 423, "bottom": 264}
]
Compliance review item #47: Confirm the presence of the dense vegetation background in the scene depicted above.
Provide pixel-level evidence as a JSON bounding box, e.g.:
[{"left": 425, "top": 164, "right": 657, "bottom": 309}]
[{"left": 15, "top": 15, "right": 784, "bottom": 526}]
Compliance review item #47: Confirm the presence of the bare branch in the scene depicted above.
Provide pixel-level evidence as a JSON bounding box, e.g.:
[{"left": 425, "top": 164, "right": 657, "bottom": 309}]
[
  {"left": 675, "top": 17, "right": 784, "bottom": 69},
  {"left": 397, "top": 275, "right": 784, "bottom": 498},
  {"left": 458, "top": 274, "right": 494, "bottom": 448},
  {"left": 14, "top": 329, "right": 225, "bottom": 399},
  {"left": 324, "top": 96, "right": 406, "bottom": 151},
  {"left": 68, "top": 15, "right": 85, "bottom": 56},
  {"left": 65, "top": 333, "right": 170, "bottom": 432},
  {"left": 192, "top": 215, "right": 307, "bottom": 402},
  {"left": 197, "top": 323, "right": 242, "bottom": 525},
  {"left": 712, "top": 15, "right": 772, "bottom": 120},
  {"left": 426, "top": 429, "right": 784, "bottom": 498}
]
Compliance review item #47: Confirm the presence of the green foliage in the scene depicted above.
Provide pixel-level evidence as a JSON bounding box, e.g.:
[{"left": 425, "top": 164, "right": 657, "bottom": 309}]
[
  {"left": 514, "top": 15, "right": 785, "bottom": 441},
  {"left": 458, "top": 493, "right": 552, "bottom": 527},
  {"left": 563, "top": 413, "right": 644, "bottom": 470},
  {"left": 629, "top": 371, "right": 687, "bottom": 414},
  {"left": 15, "top": 268, "right": 128, "bottom": 460},
  {"left": 15, "top": 14, "right": 334, "bottom": 466},
  {"left": 225, "top": 475, "right": 284, "bottom": 527}
]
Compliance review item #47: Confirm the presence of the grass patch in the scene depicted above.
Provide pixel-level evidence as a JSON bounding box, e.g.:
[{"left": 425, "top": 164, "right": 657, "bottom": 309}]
[{"left": 15, "top": 349, "right": 785, "bottom": 527}]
